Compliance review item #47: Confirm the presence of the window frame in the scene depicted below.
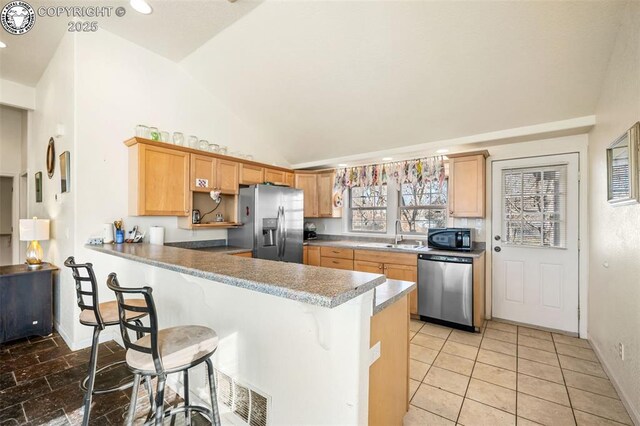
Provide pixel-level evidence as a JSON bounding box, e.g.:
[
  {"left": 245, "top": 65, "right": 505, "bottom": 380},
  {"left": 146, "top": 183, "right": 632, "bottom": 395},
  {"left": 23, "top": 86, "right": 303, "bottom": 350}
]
[
  {"left": 348, "top": 185, "right": 389, "bottom": 234},
  {"left": 397, "top": 179, "right": 449, "bottom": 235}
]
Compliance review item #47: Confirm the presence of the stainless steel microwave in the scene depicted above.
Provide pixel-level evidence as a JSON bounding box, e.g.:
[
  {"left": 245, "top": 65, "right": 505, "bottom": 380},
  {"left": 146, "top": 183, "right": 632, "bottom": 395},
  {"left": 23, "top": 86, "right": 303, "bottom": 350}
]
[{"left": 427, "top": 228, "right": 473, "bottom": 251}]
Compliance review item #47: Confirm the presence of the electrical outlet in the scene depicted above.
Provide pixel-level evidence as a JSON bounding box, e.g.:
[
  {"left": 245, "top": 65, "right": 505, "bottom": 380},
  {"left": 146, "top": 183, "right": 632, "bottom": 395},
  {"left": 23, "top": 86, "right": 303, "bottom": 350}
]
[{"left": 618, "top": 342, "right": 625, "bottom": 360}]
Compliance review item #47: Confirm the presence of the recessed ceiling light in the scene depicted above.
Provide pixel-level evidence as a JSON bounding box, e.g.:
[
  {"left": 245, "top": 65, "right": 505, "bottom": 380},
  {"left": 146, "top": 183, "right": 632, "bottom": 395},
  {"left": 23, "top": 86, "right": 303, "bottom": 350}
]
[
  {"left": 382, "top": 157, "right": 393, "bottom": 161},
  {"left": 0, "top": 41, "right": 6, "bottom": 48},
  {"left": 338, "top": 163, "right": 348, "bottom": 167},
  {"left": 436, "top": 149, "right": 449, "bottom": 154},
  {"left": 130, "top": 0, "right": 152, "bottom": 14}
]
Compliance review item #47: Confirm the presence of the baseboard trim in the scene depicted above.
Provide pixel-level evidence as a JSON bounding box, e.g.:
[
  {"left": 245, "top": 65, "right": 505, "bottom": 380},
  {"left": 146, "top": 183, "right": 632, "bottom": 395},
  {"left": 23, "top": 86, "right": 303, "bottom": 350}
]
[
  {"left": 54, "top": 320, "right": 118, "bottom": 351},
  {"left": 589, "top": 334, "right": 639, "bottom": 426}
]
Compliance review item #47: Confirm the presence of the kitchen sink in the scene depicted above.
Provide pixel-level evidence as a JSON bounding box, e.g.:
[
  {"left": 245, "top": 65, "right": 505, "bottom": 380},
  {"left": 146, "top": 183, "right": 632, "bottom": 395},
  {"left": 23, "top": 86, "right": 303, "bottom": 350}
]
[{"left": 356, "top": 242, "right": 425, "bottom": 250}]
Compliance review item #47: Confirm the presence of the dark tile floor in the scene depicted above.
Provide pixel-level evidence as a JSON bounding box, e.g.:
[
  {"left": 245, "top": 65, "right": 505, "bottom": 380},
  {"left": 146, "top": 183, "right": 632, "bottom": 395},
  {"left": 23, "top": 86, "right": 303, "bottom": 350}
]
[{"left": 0, "top": 332, "right": 205, "bottom": 425}]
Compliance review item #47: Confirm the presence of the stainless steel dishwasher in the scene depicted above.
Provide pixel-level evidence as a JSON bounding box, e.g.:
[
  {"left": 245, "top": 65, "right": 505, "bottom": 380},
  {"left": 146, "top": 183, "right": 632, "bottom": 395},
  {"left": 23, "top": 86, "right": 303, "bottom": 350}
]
[{"left": 418, "top": 253, "right": 474, "bottom": 331}]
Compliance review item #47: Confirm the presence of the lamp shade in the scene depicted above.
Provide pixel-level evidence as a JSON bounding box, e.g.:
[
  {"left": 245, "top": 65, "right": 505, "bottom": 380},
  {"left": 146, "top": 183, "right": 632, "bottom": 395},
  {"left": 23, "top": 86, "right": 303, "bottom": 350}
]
[{"left": 19, "top": 218, "right": 50, "bottom": 241}]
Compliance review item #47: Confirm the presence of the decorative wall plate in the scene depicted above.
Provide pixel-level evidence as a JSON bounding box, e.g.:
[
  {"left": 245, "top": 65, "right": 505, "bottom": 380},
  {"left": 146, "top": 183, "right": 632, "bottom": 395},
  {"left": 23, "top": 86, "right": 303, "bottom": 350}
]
[
  {"left": 333, "top": 192, "right": 343, "bottom": 208},
  {"left": 46, "top": 138, "right": 55, "bottom": 178}
]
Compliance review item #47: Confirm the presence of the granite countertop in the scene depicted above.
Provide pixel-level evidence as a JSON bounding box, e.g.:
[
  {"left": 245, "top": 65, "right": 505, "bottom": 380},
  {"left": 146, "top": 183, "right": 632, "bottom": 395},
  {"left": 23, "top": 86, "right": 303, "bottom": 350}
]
[
  {"left": 87, "top": 243, "right": 386, "bottom": 308},
  {"left": 373, "top": 279, "right": 416, "bottom": 314},
  {"left": 305, "top": 239, "right": 485, "bottom": 258},
  {"left": 184, "top": 245, "right": 252, "bottom": 255}
]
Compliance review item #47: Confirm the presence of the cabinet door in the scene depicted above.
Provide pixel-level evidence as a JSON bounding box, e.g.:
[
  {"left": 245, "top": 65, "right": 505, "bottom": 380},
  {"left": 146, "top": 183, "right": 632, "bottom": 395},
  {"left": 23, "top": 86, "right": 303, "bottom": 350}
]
[
  {"left": 191, "top": 154, "right": 216, "bottom": 192},
  {"left": 285, "top": 172, "right": 295, "bottom": 187},
  {"left": 216, "top": 159, "right": 239, "bottom": 194},
  {"left": 384, "top": 263, "right": 418, "bottom": 316},
  {"left": 303, "top": 246, "right": 309, "bottom": 264},
  {"left": 354, "top": 260, "right": 384, "bottom": 274},
  {"left": 134, "top": 144, "right": 190, "bottom": 216},
  {"left": 317, "top": 172, "right": 341, "bottom": 218},
  {"left": 295, "top": 173, "right": 318, "bottom": 217},
  {"left": 265, "top": 168, "right": 286, "bottom": 184},
  {"left": 307, "top": 246, "right": 321, "bottom": 266},
  {"left": 240, "top": 163, "right": 264, "bottom": 185},
  {"left": 450, "top": 154, "right": 486, "bottom": 218}
]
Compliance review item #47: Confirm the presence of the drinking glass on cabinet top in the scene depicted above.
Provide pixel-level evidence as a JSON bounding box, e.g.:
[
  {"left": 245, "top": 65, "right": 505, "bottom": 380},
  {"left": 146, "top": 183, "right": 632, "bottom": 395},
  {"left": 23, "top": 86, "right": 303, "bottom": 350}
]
[
  {"left": 188, "top": 135, "right": 199, "bottom": 149},
  {"left": 149, "top": 127, "right": 160, "bottom": 141},
  {"left": 135, "top": 124, "right": 150, "bottom": 138},
  {"left": 209, "top": 143, "right": 220, "bottom": 153},
  {"left": 160, "top": 131, "right": 170, "bottom": 143},
  {"left": 173, "top": 132, "right": 184, "bottom": 146},
  {"left": 199, "top": 140, "right": 210, "bottom": 151},
  {"left": 219, "top": 146, "right": 228, "bottom": 155}
]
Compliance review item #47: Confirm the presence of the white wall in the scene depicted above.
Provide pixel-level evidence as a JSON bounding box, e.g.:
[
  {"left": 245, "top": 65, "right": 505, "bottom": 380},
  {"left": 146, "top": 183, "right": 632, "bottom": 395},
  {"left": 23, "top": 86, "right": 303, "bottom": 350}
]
[
  {"left": 30, "top": 33, "right": 78, "bottom": 344},
  {"left": 31, "top": 28, "right": 290, "bottom": 348},
  {"left": 0, "top": 78, "right": 36, "bottom": 111},
  {"left": 587, "top": 2, "right": 640, "bottom": 423}
]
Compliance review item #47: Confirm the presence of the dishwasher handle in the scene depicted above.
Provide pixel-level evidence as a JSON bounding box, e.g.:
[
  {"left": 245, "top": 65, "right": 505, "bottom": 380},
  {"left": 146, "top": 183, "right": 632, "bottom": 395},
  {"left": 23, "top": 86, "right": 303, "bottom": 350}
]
[{"left": 418, "top": 253, "right": 473, "bottom": 264}]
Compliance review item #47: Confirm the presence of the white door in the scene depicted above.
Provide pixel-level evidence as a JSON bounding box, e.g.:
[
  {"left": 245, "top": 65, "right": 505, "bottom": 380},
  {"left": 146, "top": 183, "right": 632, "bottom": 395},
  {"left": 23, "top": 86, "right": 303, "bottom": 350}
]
[{"left": 492, "top": 154, "right": 579, "bottom": 333}]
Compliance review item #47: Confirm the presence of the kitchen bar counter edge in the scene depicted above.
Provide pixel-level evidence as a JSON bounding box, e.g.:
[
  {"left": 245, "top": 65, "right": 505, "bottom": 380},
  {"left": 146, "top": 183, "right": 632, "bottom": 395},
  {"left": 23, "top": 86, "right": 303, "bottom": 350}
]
[{"left": 86, "top": 243, "right": 388, "bottom": 308}]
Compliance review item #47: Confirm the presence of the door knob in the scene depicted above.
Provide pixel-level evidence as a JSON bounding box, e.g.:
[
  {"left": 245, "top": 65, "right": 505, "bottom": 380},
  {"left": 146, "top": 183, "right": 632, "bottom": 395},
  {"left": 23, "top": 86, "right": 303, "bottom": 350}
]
[
  {"left": 494, "top": 246, "right": 501, "bottom": 252},
  {"left": 494, "top": 235, "right": 501, "bottom": 241}
]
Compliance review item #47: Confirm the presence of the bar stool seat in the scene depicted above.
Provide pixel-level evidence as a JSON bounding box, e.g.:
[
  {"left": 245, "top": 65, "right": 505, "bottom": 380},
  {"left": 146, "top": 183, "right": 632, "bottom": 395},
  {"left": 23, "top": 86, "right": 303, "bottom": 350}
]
[
  {"left": 79, "top": 299, "right": 148, "bottom": 326},
  {"left": 127, "top": 326, "right": 218, "bottom": 374}
]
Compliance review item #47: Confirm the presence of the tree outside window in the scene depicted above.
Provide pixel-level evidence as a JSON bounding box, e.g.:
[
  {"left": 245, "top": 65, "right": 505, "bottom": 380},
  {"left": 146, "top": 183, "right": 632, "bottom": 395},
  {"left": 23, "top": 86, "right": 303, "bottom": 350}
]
[
  {"left": 399, "top": 180, "right": 448, "bottom": 233},
  {"left": 350, "top": 185, "right": 388, "bottom": 232}
]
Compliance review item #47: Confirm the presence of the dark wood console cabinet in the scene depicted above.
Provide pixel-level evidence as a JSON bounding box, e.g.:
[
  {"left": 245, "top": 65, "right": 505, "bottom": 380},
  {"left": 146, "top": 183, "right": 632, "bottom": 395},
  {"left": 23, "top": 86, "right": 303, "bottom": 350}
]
[{"left": 0, "top": 263, "right": 57, "bottom": 343}]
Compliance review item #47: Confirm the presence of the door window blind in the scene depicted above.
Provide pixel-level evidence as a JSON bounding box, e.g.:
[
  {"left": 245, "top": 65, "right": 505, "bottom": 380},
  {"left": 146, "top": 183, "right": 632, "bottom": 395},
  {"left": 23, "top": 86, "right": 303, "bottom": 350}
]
[{"left": 502, "top": 164, "right": 567, "bottom": 248}]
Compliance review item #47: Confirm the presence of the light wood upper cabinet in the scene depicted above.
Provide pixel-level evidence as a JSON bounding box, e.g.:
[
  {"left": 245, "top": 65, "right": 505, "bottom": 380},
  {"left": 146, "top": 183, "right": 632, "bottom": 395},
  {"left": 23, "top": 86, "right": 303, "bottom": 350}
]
[
  {"left": 216, "top": 159, "right": 239, "bottom": 195},
  {"left": 129, "top": 143, "right": 190, "bottom": 216},
  {"left": 239, "top": 163, "right": 264, "bottom": 185},
  {"left": 285, "top": 173, "right": 294, "bottom": 187},
  {"left": 265, "top": 168, "right": 287, "bottom": 184},
  {"left": 449, "top": 152, "right": 488, "bottom": 218},
  {"left": 190, "top": 154, "right": 216, "bottom": 192},
  {"left": 317, "top": 172, "right": 341, "bottom": 218},
  {"left": 295, "top": 173, "right": 319, "bottom": 217}
]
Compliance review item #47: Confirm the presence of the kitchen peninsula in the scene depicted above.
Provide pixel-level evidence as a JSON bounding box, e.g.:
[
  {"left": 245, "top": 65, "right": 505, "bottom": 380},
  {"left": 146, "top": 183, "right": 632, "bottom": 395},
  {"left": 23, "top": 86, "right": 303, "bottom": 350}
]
[{"left": 87, "top": 243, "right": 414, "bottom": 425}]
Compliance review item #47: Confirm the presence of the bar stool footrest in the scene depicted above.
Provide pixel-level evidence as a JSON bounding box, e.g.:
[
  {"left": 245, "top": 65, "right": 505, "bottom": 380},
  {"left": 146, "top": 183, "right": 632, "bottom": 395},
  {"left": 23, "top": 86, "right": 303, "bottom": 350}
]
[
  {"left": 80, "top": 359, "right": 135, "bottom": 395},
  {"left": 143, "top": 404, "right": 214, "bottom": 426}
]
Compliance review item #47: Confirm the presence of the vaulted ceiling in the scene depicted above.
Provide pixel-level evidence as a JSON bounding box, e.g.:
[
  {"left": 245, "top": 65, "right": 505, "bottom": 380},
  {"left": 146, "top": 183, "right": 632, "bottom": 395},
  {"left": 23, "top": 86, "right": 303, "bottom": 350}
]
[{"left": 0, "top": 1, "right": 628, "bottom": 166}]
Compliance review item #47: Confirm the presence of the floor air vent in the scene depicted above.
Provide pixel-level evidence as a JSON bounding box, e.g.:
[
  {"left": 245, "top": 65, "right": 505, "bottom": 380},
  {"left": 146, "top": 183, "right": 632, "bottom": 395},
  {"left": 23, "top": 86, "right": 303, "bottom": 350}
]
[{"left": 215, "top": 370, "right": 269, "bottom": 426}]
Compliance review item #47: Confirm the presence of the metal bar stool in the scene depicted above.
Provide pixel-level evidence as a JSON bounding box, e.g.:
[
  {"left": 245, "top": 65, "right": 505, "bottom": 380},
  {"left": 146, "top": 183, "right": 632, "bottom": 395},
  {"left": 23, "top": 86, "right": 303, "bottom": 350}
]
[
  {"left": 64, "top": 257, "right": 154, "bottom": 426},
  {"left": 107, "top": 272, "right": 222, "bottom": 426}
]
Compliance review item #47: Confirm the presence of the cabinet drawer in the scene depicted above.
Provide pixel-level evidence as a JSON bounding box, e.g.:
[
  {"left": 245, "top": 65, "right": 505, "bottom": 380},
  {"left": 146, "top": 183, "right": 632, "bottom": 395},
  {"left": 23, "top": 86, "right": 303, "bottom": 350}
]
[
  {"left": 320, "top": 246, "right": 354, "bottom": 259},
  {"left": 320, "top": 257, "right": 354, "bottom": 270},
  {"left": 354, "top": 250, "right": 417, "bottom": 266}
]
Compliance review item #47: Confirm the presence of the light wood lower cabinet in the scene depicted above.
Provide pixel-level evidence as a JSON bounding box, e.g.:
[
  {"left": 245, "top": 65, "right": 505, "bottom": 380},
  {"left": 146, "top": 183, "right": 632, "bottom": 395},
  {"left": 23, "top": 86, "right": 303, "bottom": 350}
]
[
  {"left": 129, "top": 143, "right": 190, "bottom": 216},
  {"left": 320, "top": 257, "right": 353, "bottom": 270},
  {"left": 354, "top": 250, "right": 419, "bottom": 317},
  {"left": 305, "top": 246, "right": 320, "bottom": 266},
  {"left": 369, "top": 295, "right": 409, "bottom": 426},
  {"left": 354, "top": 260, "right": 384, "bottom": 274},
  {"left": 473, "top": 253, "right": 486, "bottom": 329}
]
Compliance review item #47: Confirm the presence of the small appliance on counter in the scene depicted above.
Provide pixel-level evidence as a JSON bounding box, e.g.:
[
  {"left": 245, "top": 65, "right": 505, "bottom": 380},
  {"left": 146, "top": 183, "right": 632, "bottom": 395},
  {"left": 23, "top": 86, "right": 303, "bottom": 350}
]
[
  {"left": 304, "top": 222, "right": 317, "bottom": 240},
  {"left": 192, "top": 209, "right": 201, "bottom": 224},
  {"left": 427, "top": 228, "right": 473, "bottom": 251}
]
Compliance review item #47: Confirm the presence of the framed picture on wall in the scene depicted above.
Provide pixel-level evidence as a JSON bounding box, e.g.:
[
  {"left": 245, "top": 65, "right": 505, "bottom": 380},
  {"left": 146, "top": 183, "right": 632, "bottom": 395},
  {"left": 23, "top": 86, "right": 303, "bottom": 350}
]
[
  {"left": 35, "top": 172, "right": 42, "bottom": 203},
  {"left": 60, "top": 151, "right": 70, "bottom": 193},
  {"left": 607, "top": 122, "right": 640, "bottom": 205}
]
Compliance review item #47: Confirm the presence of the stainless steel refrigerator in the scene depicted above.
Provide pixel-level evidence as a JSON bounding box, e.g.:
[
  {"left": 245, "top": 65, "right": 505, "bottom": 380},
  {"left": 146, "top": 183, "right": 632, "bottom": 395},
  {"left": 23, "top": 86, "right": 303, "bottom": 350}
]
[{"left": 228, "top": 184, "right": 304, "bottom": 263}]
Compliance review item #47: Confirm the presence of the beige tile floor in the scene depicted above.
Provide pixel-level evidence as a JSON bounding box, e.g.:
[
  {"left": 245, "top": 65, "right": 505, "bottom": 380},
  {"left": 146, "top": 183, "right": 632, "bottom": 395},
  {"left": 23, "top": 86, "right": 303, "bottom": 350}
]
[{"left": 404, "top": 320, "right": 633, "bottom": 426}]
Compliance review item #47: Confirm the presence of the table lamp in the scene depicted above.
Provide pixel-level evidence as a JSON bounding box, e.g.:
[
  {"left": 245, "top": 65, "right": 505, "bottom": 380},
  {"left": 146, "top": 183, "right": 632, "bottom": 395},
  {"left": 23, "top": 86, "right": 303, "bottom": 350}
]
[{"left": 19, "top": 217, "right": 50, "bottom": 269}]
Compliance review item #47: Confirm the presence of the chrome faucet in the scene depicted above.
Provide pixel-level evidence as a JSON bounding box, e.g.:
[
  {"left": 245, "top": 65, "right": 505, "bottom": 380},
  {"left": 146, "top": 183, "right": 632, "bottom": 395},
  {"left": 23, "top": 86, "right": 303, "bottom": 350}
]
[{"left": 394, "top": 219, "right": 404, "bottom": 245}]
